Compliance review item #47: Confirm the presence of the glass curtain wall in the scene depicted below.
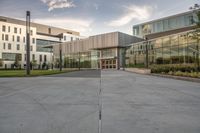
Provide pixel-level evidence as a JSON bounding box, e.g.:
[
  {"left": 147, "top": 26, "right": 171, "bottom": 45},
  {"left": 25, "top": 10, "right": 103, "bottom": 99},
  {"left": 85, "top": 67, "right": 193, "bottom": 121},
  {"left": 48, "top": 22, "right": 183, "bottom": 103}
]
[
  {"left": 126, "top": 32, "right": 200, "bottom": 66},
  {"left": 54, "top": 50, "right": 99, "bottom": 69},
  {"left": 133, "top": 12, "right": 195, "bottom": 37}
]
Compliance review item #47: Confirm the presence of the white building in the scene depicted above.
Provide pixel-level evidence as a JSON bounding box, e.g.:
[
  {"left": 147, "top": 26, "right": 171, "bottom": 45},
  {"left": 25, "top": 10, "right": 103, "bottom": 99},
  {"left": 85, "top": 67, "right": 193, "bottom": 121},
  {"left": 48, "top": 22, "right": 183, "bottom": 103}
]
[{"left": 0, "top": 16, "right": 81, "bottom": 69}]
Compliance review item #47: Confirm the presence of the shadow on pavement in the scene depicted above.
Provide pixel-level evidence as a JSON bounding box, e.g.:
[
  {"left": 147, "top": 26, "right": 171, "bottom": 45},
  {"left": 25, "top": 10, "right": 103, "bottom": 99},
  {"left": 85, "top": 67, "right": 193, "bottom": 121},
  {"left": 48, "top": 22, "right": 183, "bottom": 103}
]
[{"left": 46, "top": 69, "right": 101, "bottom": 78}]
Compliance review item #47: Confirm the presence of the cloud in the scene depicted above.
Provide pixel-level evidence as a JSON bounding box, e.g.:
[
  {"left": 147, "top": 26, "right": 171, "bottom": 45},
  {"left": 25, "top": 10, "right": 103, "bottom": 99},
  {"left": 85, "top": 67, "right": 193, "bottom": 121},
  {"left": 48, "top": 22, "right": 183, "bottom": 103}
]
[
  {"left": 94, "top": 3, "right": 99, "bottom": 10},
  {"left": 33, "top": 17, "right": 93, "bottom": 35},
  {"left": 107, "top": 5, "right": 153, "bottom": 27},
  {"left": 41, "top": 0, "right": 75, "bottom": 11}
]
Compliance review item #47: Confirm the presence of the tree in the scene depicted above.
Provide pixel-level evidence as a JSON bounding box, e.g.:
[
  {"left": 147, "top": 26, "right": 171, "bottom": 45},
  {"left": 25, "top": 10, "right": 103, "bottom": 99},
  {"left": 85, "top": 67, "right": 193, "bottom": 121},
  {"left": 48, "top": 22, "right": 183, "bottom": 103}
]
[
  {"left": 0, "top": 59, "right": 3, "bottom": 67},
  {"left": 189, "top": 4, "right": 200, "bottom": 71},
  {"left": 31, "top": 60, "right": 37, "bottom": 70},
  {"left": 14, "top": 54, "right": 21, "bottom": 69}
]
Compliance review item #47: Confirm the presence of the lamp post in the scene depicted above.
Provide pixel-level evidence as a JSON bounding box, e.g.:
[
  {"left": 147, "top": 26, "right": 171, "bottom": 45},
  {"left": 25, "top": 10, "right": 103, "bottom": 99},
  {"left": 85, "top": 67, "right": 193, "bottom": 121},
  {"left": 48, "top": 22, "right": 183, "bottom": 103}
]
[
  {"left": 145, "top": 37, "right": 149, "bottom": 68},
  {"left": 78, "top": 52, "right": 81, "bottom": 70},
  {"left": 122, "top": 48, "right": 126, "bottom": 70},
  {"left": 26, "top": 11, "right": 31, "bottom": 75},
  {"left": 59, "top": 34, "right": 63, "bottom": 71}
]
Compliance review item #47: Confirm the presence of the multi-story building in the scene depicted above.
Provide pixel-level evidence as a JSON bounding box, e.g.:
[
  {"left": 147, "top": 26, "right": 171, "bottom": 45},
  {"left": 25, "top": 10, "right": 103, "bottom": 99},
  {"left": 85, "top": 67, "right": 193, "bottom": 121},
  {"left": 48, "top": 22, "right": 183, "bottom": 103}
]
[
  {"left": 126, "top": 10, "right": 199, "bottom": 66},
  {"left": 0, "top": 16, "right": 81, "bottom": 69}
]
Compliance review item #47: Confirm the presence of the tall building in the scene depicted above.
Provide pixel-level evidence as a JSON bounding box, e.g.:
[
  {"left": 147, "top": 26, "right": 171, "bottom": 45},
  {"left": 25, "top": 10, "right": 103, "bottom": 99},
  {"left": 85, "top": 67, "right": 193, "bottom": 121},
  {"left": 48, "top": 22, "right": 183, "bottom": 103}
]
[
  {"left": 0, "top": 16, "right": 81, "bottom": 69},
  {"left": 126, "top": 10, "right": 199, "bottom": 66}
]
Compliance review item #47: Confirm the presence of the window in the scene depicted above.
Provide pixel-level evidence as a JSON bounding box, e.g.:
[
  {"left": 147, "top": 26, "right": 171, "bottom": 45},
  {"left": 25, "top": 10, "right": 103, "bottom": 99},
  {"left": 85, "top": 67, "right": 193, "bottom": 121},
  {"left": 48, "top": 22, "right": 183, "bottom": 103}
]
[
  {"left": 155, "top": 39, "right": 162, "bottom": 48},
  {"left": 155, "top": 21, "right": 163, "bottom": 33},
  {"left": 142, "top": 24, "right": 152, "bottom": 34},
  {"left": 171, "top": 35, "right": 178, "bottom": 46},
  {"left": 44, "top": 55, "right": 47, "bottom": 62},
  {"left": 30, "top": 46, "right": 33, "bottom": 51},
  {"left": 32, "top": 54, "right": 35, "bottom": 61},
  {"left": 17, "top": 44, "right": 20, "bottom": 50},
  {"left": 5, "top": 34, "right": 9, "bottom": 41},
  {"left": 30, "top": 30, "right": 33, "bottom": 36},
  {"left": 24, "top": 54, "right": 26, "bottom": 61},
  {"left": 17, "top": 36, "right": 20, "bottom": 42},
  {"left": 32, "top": 38, "right": 35, "bottom": 44},
  {"left": 177, "top": 16, "right": 185, "bottom": 28},
  {"left": 8, "top": 43, "right": 11, "bottom": 50},
  {"left": 169, "top": 18, "right": 177, "bottom": 29},
  {"left": 20, "top": 28, "right": 21, "bottom": 34},
  {"left": 23, "top": 37, "right": 25, "bottom": 43},
  {"left": 184, "top": 15, "right": 194, "bottom": 26},
  {"left": 162, "top": 37, "right": 170, "bottom": 47},
  {"left": 179, "top": 34, "right": 187, "bottom": 44},
  {"left": 163, "top": 19, "right": 169, "bottom": 31},
  {"left": 71, "top": 37, "right": 73, "bottom": 41},
  {"left": 39, "top": 55, "right": 42, "bottom": 62},
  {"left": 14, "top": 27, "right": 17, "bottom": 33},
  {"left": 3, "top": 43, "right": 6, "bottom": 49},
  {"left": 2, "top": 53, "right": 22, "bottom": 61},
  {"left": 64, "top": 36, "right": 66, "bottom": 41},
  {"left": 2, "top": 34, "right": 4, "bottom": 40},
  {"left": 48, "top": 28, "right": 51, "bottom": 34},
  {"left": 2, "top": 25, "right": 6, "bottom": 32},
  {"left": 12, "top": 35, "right": 15, "bottom": 41},
  {"left": 8, "top": 26, "right": 10, "bottom": 32},
  {"left": 133, "top": 26, "right": 139, "bottom": 36}
]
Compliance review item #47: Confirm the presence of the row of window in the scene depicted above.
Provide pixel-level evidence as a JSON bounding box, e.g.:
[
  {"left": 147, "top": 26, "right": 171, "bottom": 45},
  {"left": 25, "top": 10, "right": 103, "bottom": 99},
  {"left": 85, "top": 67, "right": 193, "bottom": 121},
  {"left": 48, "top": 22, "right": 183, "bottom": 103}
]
[
  {"left": 1, "top": 34, "right": 35, "bottom": 43},
  {"left": 127, "top": 43, "right": 200, "bottom": 65},
  {"left": 2, "top": 53, "right": 47, "bottom": 62},
  {"left": 2, "top": 43, "right": 33, "bottom": 51},
  {"left": 101, "top": 49, "right": 116, "bottom": 58},
  {"left": 133, "top": 12, "right": 196, "bottom": 36},
  {"left": 25, "top": 54, "right": 47, "bottom": 62},
  {"left": 63, "top": 36, "right": 79, "bottom": 41},
  {"left": 2, "top": 25, "right": 33, "bottom": 35},
  {"left": 129, "top": 32, "right": 197, "bottom": 53}
]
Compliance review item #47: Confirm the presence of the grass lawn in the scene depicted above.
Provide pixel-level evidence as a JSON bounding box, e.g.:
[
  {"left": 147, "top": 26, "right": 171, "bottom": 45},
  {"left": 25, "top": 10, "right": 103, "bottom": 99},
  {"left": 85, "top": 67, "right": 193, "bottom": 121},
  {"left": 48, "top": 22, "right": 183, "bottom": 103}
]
[{"left": 0, "top": 69, "right": 75, "bottom": 77}]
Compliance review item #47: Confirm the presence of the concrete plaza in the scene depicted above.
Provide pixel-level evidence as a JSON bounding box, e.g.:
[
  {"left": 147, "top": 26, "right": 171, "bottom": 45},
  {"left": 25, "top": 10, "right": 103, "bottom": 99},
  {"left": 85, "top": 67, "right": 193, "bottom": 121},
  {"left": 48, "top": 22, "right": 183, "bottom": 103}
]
[{"left": 0, "top": 70, "right": 200, "bottom": 133}]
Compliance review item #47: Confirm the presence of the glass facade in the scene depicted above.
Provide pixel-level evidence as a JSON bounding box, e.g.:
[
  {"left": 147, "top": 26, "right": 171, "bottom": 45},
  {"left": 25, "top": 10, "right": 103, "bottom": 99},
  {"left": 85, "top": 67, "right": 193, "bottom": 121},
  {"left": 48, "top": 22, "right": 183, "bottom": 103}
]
[
  {"left": 133, "top": 12, "right": 195, "bottom": 37},
  {"left": 54, "top": 51, "right": 99, "bottom": 69},
  {"left": 2, "top": 53, "right": 22, "bottom": 61},
  {"left": 126, "top": 32, "right": 200, "bottom": 66},
  {"left": 36, "top": 39, "right": 58, "bottom": 52}
]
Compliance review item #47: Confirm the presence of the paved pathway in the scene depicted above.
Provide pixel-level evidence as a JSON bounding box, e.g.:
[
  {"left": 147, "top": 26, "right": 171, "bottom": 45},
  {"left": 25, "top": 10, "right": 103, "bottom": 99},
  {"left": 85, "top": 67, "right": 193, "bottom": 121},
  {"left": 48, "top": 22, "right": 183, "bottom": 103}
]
[{"left": 0, "top": 70, "right": 200, "bottom": 133}]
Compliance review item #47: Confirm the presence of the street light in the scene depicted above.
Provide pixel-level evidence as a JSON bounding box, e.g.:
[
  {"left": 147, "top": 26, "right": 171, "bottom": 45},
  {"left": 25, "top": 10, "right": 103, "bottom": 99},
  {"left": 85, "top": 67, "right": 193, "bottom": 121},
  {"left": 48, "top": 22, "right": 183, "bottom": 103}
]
[
  {"left": 145, "top": 37, "right": 149, "bottom": 68},
  {"left": 26, "top": 11, "right": 31, "bottom": 75},
  {"left": 58, "top": 33, "right": 63, "bottom": 71}
]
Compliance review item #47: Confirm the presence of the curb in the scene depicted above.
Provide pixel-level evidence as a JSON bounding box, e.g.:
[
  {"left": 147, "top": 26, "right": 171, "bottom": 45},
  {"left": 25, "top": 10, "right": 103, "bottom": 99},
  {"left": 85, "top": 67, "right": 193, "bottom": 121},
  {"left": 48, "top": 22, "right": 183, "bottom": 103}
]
[{"left": 151, "top": 73, "right": 200, "bottom": 83}]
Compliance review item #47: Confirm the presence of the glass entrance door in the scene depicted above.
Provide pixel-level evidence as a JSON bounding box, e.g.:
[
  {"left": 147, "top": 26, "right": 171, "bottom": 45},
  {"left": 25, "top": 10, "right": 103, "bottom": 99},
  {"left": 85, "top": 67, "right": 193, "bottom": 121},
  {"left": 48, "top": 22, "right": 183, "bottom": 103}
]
[{"left": 101, "top": 59, "right": 116, "bottom": 69}]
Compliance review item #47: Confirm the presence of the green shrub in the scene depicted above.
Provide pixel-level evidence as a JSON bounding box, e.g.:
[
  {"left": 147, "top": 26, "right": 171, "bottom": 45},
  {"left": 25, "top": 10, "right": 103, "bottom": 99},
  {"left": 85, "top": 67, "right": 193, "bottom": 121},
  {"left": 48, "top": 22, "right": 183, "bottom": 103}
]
[
  {"left": 150, "top": 64, "right": 197, "bottom": 73},
  {"left": 0, "top": 59, "right": 3, "bottom": 67},
  {"left": 126, "top": 63, "right": 145, "bottom": 68}
]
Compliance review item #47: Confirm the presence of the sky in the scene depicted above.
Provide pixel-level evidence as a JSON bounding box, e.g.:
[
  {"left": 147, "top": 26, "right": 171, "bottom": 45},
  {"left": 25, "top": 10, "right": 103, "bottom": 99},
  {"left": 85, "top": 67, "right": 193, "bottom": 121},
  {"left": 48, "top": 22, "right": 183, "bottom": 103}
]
[{"left": 0, "top": 0, "right": 199, "bottom": 36}]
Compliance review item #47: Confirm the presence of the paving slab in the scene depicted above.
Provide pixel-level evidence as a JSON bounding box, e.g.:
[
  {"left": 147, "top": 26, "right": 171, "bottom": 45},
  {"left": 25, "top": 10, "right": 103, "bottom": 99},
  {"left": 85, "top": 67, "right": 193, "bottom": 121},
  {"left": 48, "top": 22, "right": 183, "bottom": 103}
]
[
  {"left": 0, "top": 70, "right": 200, "bottom": 133},
  {"left": 101, "top": 70, "right": 200, "bottom": 133}
]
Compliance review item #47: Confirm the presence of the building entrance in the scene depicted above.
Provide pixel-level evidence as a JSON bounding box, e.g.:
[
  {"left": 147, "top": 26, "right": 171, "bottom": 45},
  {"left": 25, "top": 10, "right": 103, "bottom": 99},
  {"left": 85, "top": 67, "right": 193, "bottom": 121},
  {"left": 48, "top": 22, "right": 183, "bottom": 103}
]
[{"left": 101, "top": 59, "right": 117, "bottom": 69}]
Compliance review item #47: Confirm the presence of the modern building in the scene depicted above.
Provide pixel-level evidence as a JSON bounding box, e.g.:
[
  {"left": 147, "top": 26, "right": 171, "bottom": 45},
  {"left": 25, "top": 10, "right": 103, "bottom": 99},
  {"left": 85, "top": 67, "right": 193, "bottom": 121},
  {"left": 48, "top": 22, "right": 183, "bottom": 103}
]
[
  {"left": 53, "top": 32, "right": 142, "bottom": 69},
  {"left": 53, "top": 10, "right": 199, "bottom": 70},
  {"left": 126, "top": 10, "right": 199, "bottom": 67},
  {"left": 0, "top": 16, "right": 81, "bottom": 69}
]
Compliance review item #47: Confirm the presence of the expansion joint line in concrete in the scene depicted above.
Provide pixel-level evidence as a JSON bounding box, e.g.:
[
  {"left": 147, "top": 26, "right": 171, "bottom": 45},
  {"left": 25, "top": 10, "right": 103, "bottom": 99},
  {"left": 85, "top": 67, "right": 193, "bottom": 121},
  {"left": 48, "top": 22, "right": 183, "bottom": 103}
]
[{"left": 98, "top": 73, "right": 102, "bottom": 133}]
